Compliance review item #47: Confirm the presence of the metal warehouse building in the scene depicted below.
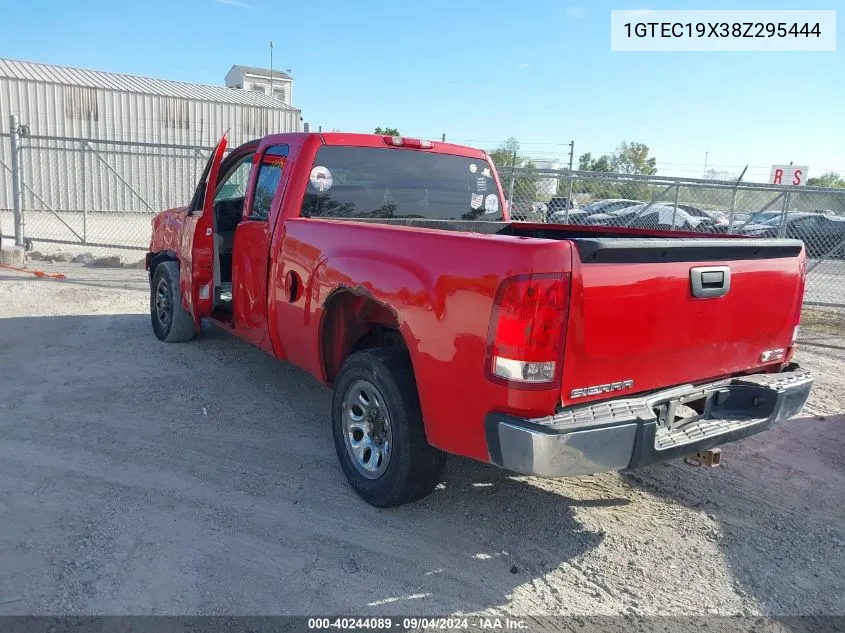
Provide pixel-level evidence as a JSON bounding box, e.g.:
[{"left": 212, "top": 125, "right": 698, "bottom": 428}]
[{"left": 0, "top": 58, "right": 303, "bottom": 249}]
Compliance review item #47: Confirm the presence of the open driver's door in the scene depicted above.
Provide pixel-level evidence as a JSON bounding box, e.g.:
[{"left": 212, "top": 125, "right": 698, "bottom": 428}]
[{"left": 179, "top": 134, "right": 228, "bottom": 327}]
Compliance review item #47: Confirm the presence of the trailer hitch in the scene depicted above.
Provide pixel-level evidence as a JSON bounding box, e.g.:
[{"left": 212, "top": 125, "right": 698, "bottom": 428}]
[{"left": 684, "top": 448, "right": 722, "bottom": 467}]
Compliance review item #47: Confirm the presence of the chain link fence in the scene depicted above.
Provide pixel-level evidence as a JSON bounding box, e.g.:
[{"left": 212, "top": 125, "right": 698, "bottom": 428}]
[
  {"left": 0, "top": 131, "right": 217, "bottom": 255},
  {"left": 502, "top": 167, "right": 845, "bottom": 311},
  {"left": 2, "top": 129, "right": 843, "bottom": 313}
]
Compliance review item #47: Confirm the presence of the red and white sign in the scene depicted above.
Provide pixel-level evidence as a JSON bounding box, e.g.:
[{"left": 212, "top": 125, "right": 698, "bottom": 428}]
[{"left": 769, "top": 165, "right": 808, "bottom": 186}]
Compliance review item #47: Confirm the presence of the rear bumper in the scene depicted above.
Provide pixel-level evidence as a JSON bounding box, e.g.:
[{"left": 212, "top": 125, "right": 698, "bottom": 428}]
[{"left": 485, "top": 364, "right": 813, "bottom": 478}]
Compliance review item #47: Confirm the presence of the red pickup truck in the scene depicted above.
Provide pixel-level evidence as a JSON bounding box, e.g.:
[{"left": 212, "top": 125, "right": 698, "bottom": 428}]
[{"left": 146, "top": 132, "right": 813, "bottom": 507}]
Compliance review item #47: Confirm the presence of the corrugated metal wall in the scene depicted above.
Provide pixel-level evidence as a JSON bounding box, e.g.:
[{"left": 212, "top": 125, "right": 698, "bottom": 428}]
[
  {"left": 0, "top": 76, "right": 301, "bottom": 144},
  {"left": 0, "top": 76, "right": 302, "bottom": 216}
]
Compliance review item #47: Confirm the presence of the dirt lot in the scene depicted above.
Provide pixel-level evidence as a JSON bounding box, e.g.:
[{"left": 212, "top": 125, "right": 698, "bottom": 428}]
[{"left": 1, "top": 262, "right": 843, "bottom": 616}]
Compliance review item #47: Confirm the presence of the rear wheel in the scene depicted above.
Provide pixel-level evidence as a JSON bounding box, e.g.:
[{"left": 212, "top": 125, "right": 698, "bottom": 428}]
[
  {"left": 150, "top": 261, "right": 196, "bottom": 342},
  {"left": 332, "top": 348, "right": 446, "bottom": 507}
]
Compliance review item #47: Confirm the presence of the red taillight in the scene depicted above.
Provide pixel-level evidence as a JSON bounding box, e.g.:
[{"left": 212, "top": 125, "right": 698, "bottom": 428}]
[
  {"left": 486, "top": 273, "right": 569, "bottom": 387},
  {"left": 382, "top": 136, "right": 433, "bottom": 149}
]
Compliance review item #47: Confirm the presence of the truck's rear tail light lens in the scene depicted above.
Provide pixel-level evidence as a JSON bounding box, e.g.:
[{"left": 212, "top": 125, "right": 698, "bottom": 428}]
[
  {"left": 486, "top": 274, "right": 569, "bottom": 387},
  {"left": 382, "top": 136, "right": 433, "bottom": 149}
]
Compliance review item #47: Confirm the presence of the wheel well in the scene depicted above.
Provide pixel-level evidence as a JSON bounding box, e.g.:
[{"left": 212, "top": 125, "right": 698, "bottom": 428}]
[
  {"left": 321, "top": 290, "right": 407, "bottom": 385},
  {"left": 148, "top": 251, "right": 177, "bottom": 278}
]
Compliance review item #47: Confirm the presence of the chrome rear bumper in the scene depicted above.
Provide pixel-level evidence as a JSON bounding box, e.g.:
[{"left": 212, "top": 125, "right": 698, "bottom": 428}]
[{"left": 485, "top": 365, "right": 813, "bottom": 478}]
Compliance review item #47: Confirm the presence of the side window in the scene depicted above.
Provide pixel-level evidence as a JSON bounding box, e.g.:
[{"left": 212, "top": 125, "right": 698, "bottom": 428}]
[
  {"left": 250, "top": 145, "right": 289, "bottom": 220},
  {"left": 214, "top": 154, "right": 253, "bottom": 204}
]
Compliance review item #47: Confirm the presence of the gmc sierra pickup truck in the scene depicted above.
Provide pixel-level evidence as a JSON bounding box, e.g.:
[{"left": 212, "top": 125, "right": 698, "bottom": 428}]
[{"left": 146, "top": 132, "right": 813, "bottom": 507}]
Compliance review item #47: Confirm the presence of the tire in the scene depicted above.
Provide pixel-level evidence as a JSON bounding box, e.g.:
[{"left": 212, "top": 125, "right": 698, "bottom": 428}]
[
  {"left": 150, "top": 260, "right": 196, "bottom": 343},
  {"left": 332, "top": 348, "right": 446, "bottom": 507}
]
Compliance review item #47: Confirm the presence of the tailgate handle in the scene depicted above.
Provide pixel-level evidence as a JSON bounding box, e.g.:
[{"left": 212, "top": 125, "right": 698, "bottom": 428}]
[{"left": 690, "top": 266, "right": 731, "bottom": 298}]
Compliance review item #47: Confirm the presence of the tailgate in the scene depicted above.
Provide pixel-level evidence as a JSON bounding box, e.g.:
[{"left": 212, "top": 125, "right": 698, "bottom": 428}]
[{"left": 561, "top": 238, "right": 805, "bottom": 406}]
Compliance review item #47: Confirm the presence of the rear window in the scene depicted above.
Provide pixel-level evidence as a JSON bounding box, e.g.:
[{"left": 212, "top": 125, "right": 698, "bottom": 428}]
[{"left": 300, "top": 146, "right": 503, "bottom": 221}]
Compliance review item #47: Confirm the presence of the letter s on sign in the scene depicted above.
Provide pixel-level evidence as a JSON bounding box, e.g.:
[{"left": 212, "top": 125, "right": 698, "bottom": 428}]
[{"left": 792, "top": 169, "right": 803, "bottom": 185}]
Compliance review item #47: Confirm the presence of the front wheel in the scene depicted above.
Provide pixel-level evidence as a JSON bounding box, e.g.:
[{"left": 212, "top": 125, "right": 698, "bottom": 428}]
[
  {"left": 332, "top": 348, "right": 446, "bottom": 507},
  {"left": 150, "top": 261, "right": 196, "bottom": 342}
]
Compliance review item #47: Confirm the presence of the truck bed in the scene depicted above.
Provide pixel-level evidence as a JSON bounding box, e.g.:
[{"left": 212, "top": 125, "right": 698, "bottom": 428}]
[
  {"left": 327, "top": 216, "right": 803, "bottom": 263},
  {"left": 323, "top": 215, "right": 805, "bottom": 405}
]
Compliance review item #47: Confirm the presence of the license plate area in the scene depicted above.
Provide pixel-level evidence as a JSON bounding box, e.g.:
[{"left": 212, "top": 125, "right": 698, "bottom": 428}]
[{"left": 654, "top": 388, "right": 732, "bottom": 431}]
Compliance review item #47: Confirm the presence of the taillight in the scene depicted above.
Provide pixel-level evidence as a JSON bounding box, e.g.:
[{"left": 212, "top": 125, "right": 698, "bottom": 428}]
[
  {"left": 486, "top": 273, "right": 569, "bottom": 387},
  {"left": 383, "top": 136, "right": 433, "bottom": 149}
]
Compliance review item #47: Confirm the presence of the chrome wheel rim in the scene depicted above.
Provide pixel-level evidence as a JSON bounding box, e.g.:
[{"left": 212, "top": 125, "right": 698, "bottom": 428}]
[
  {"left": 155, "top": 276, "right": 171, "bottom": 330},
  {"left": 342, "top": 379, "right": 392, "bottom": 479}
]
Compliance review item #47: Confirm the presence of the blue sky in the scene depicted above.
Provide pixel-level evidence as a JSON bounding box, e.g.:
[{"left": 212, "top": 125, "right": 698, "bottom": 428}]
[{"left": 2, "top": 0, "right": 842, "bottom": 181}]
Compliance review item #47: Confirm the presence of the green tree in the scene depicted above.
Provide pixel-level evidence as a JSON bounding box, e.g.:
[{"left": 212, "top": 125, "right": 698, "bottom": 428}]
[
  {"left": 807, "top": 172, "right": 845, "bottom": 188},
  {"left": 611, "top": 141, "right": 657, "bottom": 175},
  {"left": 578, "top": 152, "right": 593, "bottom": 171},
  {"left": 374, "top": 126, "right": 400, "bottom": 136},
  {"left": 487, "top": 138, "right": 540, "bottom": 211},
  {"left": 488, "top": 137, "right": 522, "bottom": 170},
  {"left": 578, "top": 152, "right": 612, "bottom": 172}
]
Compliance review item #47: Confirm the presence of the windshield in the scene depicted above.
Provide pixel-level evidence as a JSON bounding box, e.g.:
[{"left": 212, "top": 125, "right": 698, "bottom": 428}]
[{"left": 300, "top": 146, "right": 503, "bottom": 221}]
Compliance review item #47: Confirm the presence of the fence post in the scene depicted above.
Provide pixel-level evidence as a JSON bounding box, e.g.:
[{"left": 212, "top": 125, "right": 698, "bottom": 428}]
[
  {"left": 564, "top": 170, "right": 574, "bottom": 224},
  {"left": 670, "top": 182, "right": 681, "bottom": 230},
  {"left": 564, "top": 141, "right": 575, "bottom": 224},
  {"left": 727, "top": 188, "right": 739, "bottom": 234},
  {"left": 778, "top": 191, "right": 791, "bottom": 238},
  {"left": 726, "top": 166, "right": 747, "bottom": 234},
  {"left": 508, "top": 167, "right": 516, "bottom": 215},
  {"left": 9, "top": 114, "right": 24, "bottom": 247},
  {"left": 80, "top": 141, "right": 87, "bottom": 243}
]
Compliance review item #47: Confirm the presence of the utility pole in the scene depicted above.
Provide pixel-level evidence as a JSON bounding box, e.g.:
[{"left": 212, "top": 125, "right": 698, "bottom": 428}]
[
  {"left": 441, "top": 133, "right": 446, "bottom": 142},
  {"left": 702, "top": 151, "right": 709, "bottom": 178},
  {"left": 269, "top": 41, "right": 274, "bottom": 98}
]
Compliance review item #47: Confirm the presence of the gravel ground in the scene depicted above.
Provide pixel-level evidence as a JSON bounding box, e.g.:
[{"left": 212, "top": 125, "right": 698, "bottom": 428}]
[{"left": 0, "top": 262, "right": 843, "bottom": 616}]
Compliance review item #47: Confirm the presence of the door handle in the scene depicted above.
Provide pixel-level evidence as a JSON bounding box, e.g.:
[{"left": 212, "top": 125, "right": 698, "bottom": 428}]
[{"left": 690, "top": 266, "right": 731, "bottom": 298}]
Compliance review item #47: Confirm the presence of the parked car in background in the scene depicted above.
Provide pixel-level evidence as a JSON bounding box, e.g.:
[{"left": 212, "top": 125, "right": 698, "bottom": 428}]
[
  {"left": 547, "top": 197, "right": 575, "bottom": 213},
  {"left": 545, "top": 197, "right": 589, "bottom": 224},
  {"left": 672, "top": 204, "right": 730, "bottom": 231},
  {"left": 584, "top": 203, "right": 723, "bottom": 233},
  {"left": 548, "top": 197, "right": 641, "bottom": 225},
  {"left": 509, "top": 200, "right": 549, "bottom": 222},
  {"left": 581, "top": 198, "right": 643, "bottom": 215},
  {"left": 742, "top": 212, "right": 845, "bottom": 258},
  {"left": 548, "top": 208, "right": 590, "bottom": 224},
  {"left": 727, "top": 209, "right": 784, "bottom": 234}
]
